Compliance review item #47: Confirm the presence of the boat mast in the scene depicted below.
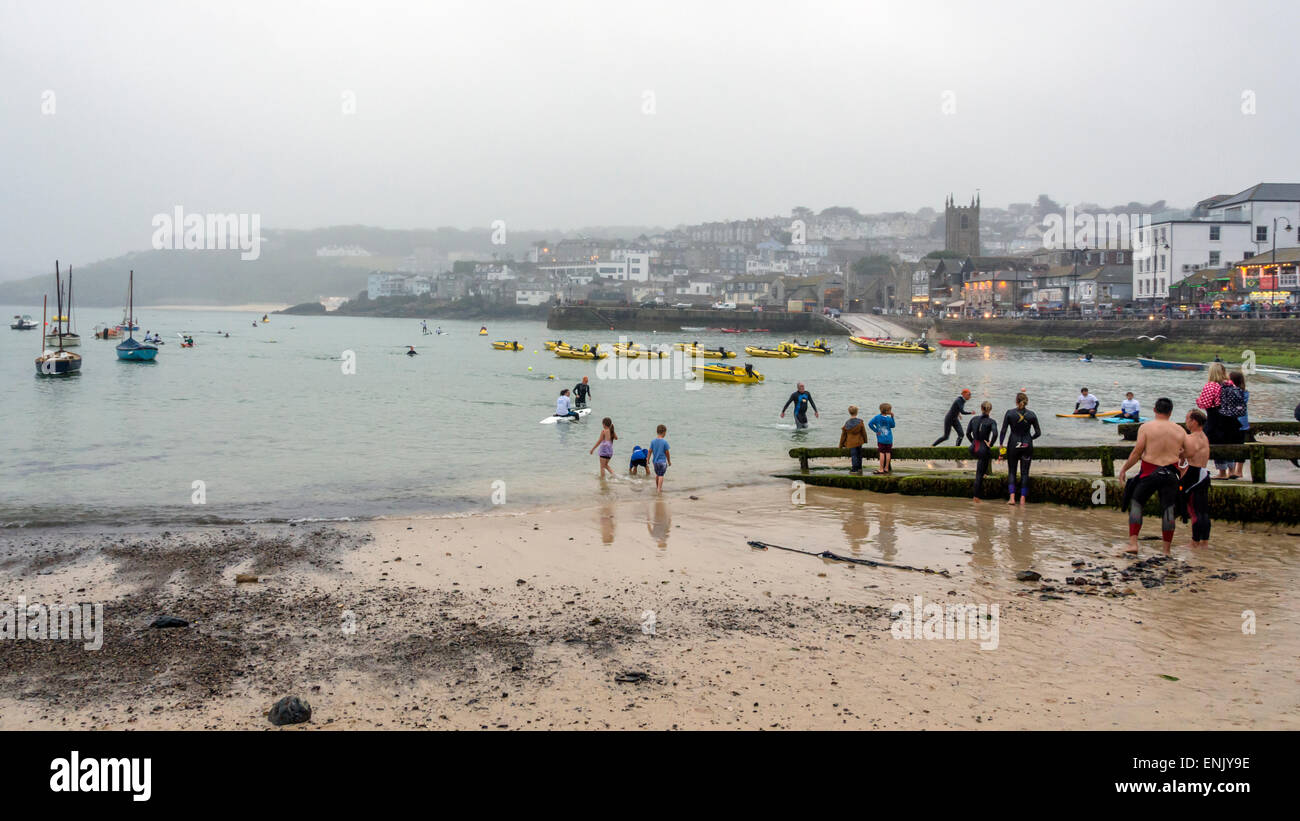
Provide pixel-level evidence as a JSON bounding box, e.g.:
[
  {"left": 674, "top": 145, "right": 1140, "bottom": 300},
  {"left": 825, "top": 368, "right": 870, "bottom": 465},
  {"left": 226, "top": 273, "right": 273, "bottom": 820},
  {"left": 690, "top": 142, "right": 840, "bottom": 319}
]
[
  {"left": 41, "top": 295, "right": 47, "bottom": 357},
  {"left": 127, "top": 270, "right": 134, "bottom": 340},
  {"left": 55, "top": 261, "right": 64, "bottom": 352}
]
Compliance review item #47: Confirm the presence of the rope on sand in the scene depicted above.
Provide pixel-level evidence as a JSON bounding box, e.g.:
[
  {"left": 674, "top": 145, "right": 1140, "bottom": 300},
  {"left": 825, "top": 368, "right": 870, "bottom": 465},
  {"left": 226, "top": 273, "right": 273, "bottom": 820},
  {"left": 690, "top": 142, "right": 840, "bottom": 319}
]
[{"left": 746, "top": 540, "right": 950, "bottom": 577}]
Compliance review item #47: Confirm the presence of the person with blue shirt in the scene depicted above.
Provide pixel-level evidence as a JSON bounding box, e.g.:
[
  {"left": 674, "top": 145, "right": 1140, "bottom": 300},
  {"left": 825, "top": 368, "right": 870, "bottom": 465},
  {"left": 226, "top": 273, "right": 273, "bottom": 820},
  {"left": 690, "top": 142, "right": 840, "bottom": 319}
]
[
  {"left": 555, "top": 389, "right": 579, "bottom": 421},
  {"left": 868, "top": 403, "right": 896, "bottom": 474},
  {"left": 780, "top": 382, "right": 819, "bottom": 429},
  {"left": 629, "top": 444, "right": 649, "bottom": 475},
  {"left": 649, "top": 425, "right": 671, "bottom": 492},
  {"left": 1120, "top": 392, "right": 1141, "bottom": 421}
]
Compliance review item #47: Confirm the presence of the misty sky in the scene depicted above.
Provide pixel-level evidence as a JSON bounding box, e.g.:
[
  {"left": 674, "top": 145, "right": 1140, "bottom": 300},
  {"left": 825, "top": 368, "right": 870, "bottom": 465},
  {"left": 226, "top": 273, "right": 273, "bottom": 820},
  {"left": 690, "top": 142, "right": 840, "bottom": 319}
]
[{"left": 2, "top": 0, "right": 1298, "bottom": 276}]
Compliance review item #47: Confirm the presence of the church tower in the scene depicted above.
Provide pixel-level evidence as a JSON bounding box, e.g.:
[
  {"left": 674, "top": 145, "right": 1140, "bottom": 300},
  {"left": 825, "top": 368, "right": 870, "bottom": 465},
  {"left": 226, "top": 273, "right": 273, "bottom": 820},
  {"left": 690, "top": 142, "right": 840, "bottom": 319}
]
[{"left": 944, "top": 193, "right": 980, "bottom": 257}]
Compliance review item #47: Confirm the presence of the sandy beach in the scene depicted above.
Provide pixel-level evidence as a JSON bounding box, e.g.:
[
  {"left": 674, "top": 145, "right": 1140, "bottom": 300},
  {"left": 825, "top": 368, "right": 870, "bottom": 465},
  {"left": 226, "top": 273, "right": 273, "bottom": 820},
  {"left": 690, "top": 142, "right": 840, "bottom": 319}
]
[{"left": 1, "top": 480, "right": 1296, "bottom": 730}]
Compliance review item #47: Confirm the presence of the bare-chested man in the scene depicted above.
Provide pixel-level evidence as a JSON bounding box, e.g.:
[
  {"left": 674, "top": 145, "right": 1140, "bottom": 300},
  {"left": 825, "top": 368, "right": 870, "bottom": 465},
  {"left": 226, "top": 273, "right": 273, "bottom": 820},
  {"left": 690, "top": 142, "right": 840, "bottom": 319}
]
[
  {"left": 1117, "top": 397, "right": 1186, "bottom": 555},
  {"left": 1178, "top": 409, "right": 1212, "bottom": 548}
]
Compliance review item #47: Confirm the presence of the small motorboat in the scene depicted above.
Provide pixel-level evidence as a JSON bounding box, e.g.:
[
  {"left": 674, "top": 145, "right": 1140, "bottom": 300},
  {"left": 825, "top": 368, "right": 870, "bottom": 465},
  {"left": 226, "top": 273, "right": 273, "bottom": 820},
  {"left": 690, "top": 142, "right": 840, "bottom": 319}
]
[
  {"left": 612, "top": 343, "right": 667, "bottom": 358},
  {"left": 554, "top": 344, "right": 607, "bottom": 360},
  {"left": 787, "top": 339, "right": 832, "bottom": 355},
  {"left": 492, "top": 340, "right": 524, "bottom": 351},
  {"left": 478, "top": 326, "right": 488, "bottom": 335},
  {"left": 849, "top": 337, "right": 933, "bottom": 353},
  {"left": 938, "top": 339, "right": 978, "bottom": 348},
  {"left": 673, "top": 343, "right": 736, "bottom": 358},
  {"left": 543, "top": 340, "right": 565, "bottom": 350},
  {"left": 692, "top": 364, "right": 763, "bottom": 383},
  {"left": 744, "top": 343, "right": 799, "bottom": 358},
  {"left": 10, "top": 314, "right": 37, "bottom": 330},
  {"left": 1136, "top": 356, "right": 1205, "bottom": 371}
]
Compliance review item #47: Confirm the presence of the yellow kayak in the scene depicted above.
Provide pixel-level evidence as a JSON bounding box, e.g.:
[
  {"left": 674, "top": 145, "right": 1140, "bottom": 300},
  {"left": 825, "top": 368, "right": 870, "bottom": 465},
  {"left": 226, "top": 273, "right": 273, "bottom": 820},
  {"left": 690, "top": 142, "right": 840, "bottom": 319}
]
[
  {"left": 673, "top": 343, "right": 736, "bottom": 358},
  {"left": 492, "top": 340, "right": 524, "bottom": 351},
  {"left": 613, "top": 344, "right": 667, "bottom": 359},
  {"left": 693, "top": 364, "right": 764, "bottom": 383},
  {"left": 744, "top": 343, "right": 799, "bottom": 358},
  {"left": 849, "top": 337, "right": 933, "bottom": 353},
  {"left": 554, "top": 344, "right": 607, "bottom": 360}
]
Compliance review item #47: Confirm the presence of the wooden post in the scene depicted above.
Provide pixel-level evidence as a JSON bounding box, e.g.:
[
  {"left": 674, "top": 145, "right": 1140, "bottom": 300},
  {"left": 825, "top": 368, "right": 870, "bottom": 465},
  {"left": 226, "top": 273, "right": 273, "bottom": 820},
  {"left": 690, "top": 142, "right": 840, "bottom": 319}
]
[
  {"left": 1250, "top": 445, "right": 1266, "bottom": 484},
  {"left": 798, "top": 450, "right": 809, "bottom": 474},
  {"left": 1100, "top": 448, "right": 1114, "bottom": 477}
]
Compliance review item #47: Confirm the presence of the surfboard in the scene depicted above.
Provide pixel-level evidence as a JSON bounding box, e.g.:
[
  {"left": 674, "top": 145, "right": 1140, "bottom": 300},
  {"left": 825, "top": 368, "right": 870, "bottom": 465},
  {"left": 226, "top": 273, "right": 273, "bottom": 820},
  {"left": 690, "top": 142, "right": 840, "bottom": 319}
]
[
  {"left": 1103, "top": 416, "right": 1149, "bottom": 424},
  {"left": 1055, "top": 410, "right": 1120, "bottom": 418},
  {"left": 540, "top": 408, "right": 592, "bottom": 424}
]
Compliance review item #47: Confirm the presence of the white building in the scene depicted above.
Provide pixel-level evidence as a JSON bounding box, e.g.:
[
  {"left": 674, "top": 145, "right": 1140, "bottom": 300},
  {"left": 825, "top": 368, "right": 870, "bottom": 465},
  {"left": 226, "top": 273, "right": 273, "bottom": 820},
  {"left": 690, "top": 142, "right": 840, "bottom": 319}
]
[
  {"left": 1131, "top": 221, "right": 1253, "bottom": 299},
  {"left": 367, "top": 273, "right": 412, "bottom": 299},
  {"left": 514, "top": 285, "right": 555, "bottom": 306}
]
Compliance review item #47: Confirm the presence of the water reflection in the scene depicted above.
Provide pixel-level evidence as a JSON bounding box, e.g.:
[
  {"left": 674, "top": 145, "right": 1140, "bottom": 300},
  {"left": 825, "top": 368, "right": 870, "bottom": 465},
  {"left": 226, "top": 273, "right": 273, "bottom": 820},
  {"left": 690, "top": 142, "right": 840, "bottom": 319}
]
[{"left": 647, "top": 498, "right": 671, "bottom": 548}]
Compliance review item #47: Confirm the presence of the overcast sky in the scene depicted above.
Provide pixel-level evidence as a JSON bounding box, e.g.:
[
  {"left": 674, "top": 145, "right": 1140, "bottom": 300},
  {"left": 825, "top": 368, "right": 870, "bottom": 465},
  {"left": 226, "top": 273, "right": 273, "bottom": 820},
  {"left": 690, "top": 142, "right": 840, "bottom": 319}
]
[{"left": 1, "top": 0, "right": 1297, "bottom": 276}]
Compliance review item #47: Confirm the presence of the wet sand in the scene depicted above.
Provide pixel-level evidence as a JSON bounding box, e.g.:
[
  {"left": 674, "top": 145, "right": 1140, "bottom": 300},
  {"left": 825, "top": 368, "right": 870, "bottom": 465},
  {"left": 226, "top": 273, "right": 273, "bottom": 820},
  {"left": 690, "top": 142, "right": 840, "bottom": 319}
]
[{"left": 1, "top": 480, "right": 1296, "bottom": 730}]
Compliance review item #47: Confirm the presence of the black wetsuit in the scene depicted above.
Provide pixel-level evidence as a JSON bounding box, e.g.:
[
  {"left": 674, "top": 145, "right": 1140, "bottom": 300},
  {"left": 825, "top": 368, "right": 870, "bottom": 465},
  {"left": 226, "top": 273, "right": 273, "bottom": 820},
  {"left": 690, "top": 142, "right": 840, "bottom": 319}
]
[
  {"left": 966, "top": 413, "right": 998, "bottom": 497},
  {"left": 1122, "top": 461, "right": 1180, "bottom": 541},
  {"left": 999, "top": 407, "right": 1041, "bottom": 502},
  {"left": 782, "top": 390, "right": 818, "bottom": 428},
  {"left": 573, "top": 381, "right": 591, "bottom": 409},
  {"left": 1178, "top": 466, "right": 1211, "bottom": 542},
  {"left": 933, "top": 396, "right": 972, "bottom": 446}
]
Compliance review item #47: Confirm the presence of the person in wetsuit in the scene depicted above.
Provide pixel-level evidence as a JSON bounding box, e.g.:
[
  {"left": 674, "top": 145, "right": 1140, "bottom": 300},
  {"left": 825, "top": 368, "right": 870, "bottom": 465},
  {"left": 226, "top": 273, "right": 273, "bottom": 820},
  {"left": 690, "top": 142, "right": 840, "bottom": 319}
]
[
  {"left": 780, "top": 382, "right": 819, "bottom": 429},
  {"left": 998, "top": 392, "right": 1041, "bottom": 506},
  {"left": 1178, "top": 409, "right": 1212, "bottom": 548},
  {"left": 966, "top": 400, "right": 998, "bottom": 502},
  {"left": 933, "top": 389, "right": 973, "bottom": 446},
  {"left": 573, "top": 376, "right": 592, "bottom": 409},
  {"left": 1118, "top": 397, "right": 1187, "bottom": 556}
]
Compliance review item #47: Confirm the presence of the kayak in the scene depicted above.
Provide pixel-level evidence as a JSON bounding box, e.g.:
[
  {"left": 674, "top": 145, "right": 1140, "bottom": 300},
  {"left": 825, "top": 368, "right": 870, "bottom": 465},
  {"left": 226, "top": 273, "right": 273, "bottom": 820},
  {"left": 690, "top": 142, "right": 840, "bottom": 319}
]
[
  {"left": 744, "top": 344, "right": 798, "bottom": 358},
  {"left": 491, "top": 341, "right": 523, "bottom": 351},
  {"left": 692, "top": 364, "right": 764, "bottom": 383},
  {"left": 674, "top": 343, "right": 736, "bottom": 358},
  {"left": 938, "top": 339, "right": 978, "bottom": 348},
  {"left": 1055, "top": 410, "right": 1121, "bottom": 418},
  {"left": 554, "top": 345, "right": 607, "bottom": 360},
  {"left": 849, "top": 337, "right": 933, "bottom": 353},
  {"left": 1103, "top": 416, "right": 1149, "bottom": 424},
  {"left": 720, "top": 328, "right": 742, "bottom": 334}
]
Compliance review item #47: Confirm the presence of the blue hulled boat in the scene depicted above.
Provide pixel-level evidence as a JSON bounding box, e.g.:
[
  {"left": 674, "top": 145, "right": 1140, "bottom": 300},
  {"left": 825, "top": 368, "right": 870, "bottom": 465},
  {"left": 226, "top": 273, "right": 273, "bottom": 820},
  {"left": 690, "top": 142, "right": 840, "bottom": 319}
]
[
  {"left": 115, "top": 271, "right": 158, "bottom": 362},
  {"left": 1136, "top": 356, "right": 1204, "bottom": 371}
]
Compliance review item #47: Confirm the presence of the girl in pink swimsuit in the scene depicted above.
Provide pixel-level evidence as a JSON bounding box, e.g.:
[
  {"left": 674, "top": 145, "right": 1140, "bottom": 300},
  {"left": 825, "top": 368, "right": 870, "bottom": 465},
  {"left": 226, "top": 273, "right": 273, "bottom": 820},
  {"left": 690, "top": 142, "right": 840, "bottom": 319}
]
[{"left": 590, "top": 417, "right": 618, "bottom": 478}]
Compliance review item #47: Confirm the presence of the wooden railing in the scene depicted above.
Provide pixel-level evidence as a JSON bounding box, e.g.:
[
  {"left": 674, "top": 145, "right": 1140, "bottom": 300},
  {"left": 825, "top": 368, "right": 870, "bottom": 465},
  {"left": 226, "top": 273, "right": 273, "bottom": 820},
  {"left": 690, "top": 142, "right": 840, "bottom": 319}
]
[
  {"left": 788, "top": 444, "right": 1300, "bottom": 484},
  {"left": 1115, "top": 420, "right": 1300, "bottom": 441}
]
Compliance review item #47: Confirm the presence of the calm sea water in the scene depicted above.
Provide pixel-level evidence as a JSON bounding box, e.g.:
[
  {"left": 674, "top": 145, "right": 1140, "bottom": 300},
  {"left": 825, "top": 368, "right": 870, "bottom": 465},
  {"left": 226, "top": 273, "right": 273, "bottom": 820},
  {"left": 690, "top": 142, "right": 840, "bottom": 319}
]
[{"left": 3, "top": 305, "right": 1294, "bottom": 528}]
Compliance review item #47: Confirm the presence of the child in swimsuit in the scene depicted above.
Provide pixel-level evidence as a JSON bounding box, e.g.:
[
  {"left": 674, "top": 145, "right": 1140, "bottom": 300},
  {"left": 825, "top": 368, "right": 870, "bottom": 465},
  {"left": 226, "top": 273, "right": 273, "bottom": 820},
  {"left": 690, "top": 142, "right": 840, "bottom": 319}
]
[{"left": 590, "top": 417, "right": 618, "bottom": 479}]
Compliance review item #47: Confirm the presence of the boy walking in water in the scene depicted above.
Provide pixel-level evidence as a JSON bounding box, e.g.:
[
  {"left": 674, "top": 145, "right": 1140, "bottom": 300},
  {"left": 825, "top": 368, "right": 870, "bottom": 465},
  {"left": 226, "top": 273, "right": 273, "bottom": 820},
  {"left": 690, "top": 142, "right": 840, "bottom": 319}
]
[
  {"left": 1178, "top": 409, "right": 1212, "bottom": 548},
  {"left": 932, "top": 389, "right": 972, "bottom": 446},
  {"left": 868, "top": 403, "right": 895, "bottom": 474},
  {"left": 1117, "top": 397, "right": 1187, "bottom": 556},
  {"left": 649, "top": 425, "right": 671, "bottom": 492},
  {"left": 840, "top": 405, "right": 869, "bottom": 475}
]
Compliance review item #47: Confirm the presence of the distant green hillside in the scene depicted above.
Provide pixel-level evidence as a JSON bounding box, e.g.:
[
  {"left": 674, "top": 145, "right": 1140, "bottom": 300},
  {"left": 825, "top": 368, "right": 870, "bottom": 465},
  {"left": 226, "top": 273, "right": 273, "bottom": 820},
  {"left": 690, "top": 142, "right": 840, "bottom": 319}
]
[{"left": 0, "top": 225, "right": 580, "bottom": 307}]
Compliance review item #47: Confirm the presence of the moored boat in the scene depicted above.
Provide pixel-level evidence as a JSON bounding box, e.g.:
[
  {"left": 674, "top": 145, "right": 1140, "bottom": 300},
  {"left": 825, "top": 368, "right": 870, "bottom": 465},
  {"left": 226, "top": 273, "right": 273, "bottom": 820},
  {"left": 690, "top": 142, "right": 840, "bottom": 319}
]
[
  {"left": 491, "top": 340, "right": 524, "bottom": 351},
  {"left": 1136, "top": 356, "right": 1205, "bottom": 371},
  {"left": 115, "top": 271, "right": 158, "bottom": 362},
  {"left": 35, "top": 267, "right": 82, "bottom": 376},
  {"left": 787, "top": 339, "right": 832, "bottom": 354},
  {"left": 849, "top": 336, "right": 933, "bottom": 353},
  {"left": 612, "top": 343, "right": 667, "bottom": 358},
  {"left": 743, "top": 342, "right": 799, "bottom": 358},
  {"left": 673, "top": 343, "right": 736, "bottom": 358},
  {"left": 11, "top": 314, "right": 37, "bottom": 330},
  {"left": 692, "top": 363, "right": 763, "bottom": 383},
  {"left": 554, "top": 344, "right": 607, "bottom": 360},
  {"left": 938, "top": 339, "right": 978, "bottom": 348}
]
